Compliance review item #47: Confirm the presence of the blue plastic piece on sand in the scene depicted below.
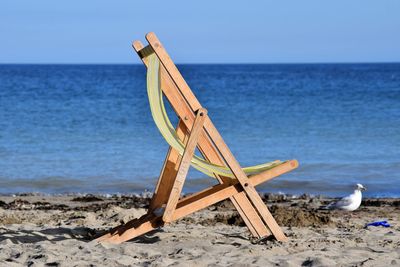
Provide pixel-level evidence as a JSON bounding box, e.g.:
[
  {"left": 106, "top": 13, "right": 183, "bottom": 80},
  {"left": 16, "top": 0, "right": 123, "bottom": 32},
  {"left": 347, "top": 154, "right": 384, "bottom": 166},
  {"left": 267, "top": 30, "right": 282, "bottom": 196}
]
[{"left": 366, "top": 220, "right": 391, "bottom": 228}]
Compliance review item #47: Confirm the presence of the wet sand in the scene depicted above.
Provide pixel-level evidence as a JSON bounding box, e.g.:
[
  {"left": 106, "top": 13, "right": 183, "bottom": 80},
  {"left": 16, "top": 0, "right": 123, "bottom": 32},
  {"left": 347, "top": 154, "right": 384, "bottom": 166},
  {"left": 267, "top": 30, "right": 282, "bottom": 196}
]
[{"left": 0, "top": 193, "right": 399, "bottom": 266}]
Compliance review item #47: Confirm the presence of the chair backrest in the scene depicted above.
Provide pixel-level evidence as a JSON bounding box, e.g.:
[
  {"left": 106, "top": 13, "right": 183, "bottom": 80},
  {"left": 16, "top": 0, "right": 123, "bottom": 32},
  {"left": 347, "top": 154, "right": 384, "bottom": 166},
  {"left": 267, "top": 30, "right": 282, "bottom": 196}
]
[
  {"left": 133, "top": 32, "right": 282, "bottom": 189},
  {"left": 146, "top": 53, "right": 281, "bottom": 178}
]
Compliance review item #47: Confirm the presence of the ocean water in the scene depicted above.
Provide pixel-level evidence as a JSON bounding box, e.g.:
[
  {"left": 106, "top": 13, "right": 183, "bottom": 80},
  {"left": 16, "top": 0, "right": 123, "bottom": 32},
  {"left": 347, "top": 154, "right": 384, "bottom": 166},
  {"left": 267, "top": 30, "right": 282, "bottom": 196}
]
[{"left": 0, "top": 63, "right": 399, "bottom": 197}]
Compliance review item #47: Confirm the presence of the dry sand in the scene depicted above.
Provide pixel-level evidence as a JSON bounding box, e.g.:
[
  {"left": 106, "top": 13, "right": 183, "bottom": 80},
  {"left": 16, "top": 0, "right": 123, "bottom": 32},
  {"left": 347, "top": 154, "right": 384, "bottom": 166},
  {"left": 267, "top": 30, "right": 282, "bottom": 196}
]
[{"left": 0, "top": 193, "right": 399, "bottom": 266}]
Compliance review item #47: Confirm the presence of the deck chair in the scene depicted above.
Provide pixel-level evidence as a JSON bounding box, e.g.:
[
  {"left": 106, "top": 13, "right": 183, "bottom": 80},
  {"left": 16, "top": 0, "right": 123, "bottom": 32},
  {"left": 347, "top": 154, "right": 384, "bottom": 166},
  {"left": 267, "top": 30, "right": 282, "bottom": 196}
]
[{"left": 96, "top": 32, "right": 299, "bottom": 244}]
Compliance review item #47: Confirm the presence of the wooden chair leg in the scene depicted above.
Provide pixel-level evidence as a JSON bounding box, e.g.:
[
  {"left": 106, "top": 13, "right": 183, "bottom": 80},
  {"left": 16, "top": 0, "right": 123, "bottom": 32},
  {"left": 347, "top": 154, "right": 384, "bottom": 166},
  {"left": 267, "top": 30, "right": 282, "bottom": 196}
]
[
  {"left": 230, "top": 193, "right": 271, "bottom": 238},
  {"left": 149, "top": 120, "right": 188, "bottom": 211},
  {"left": 95, "top": 213, "right": 153, "bottom": 243},
  {"left": 207, "top": 125, "right": 287, "bottom": 241},
  {"left": 104, "top": 215, "right": 163, "bottom": 244},
  {"left": 196, "top": 137, "right": 271, "bottom": 239},
  {"left": 163, "top": 108, "right": 207, "bottom": 222}
]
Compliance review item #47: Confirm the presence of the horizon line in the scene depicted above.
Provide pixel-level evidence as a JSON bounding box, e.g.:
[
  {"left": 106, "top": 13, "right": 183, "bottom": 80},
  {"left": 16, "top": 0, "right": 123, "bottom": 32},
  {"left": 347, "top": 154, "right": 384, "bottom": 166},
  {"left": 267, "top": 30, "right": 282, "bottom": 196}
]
[{"left": 1, "top": 61, "right": 400, "bottom": 65}]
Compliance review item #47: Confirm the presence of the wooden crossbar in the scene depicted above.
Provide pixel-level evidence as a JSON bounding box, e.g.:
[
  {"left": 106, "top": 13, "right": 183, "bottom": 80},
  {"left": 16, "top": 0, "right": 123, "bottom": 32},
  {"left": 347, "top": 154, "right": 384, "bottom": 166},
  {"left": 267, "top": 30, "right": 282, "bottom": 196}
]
[
  {"left": 96, "top": 33, "right": 299, "bottom": 244},
  {"left": 137, "top": 45, "right": 154, "bottom": 59}
]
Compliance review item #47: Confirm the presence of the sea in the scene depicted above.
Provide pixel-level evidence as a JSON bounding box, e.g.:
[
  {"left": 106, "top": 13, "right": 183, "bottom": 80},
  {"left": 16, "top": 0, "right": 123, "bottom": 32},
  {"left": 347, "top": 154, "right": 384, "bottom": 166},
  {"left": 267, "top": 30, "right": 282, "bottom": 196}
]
[{"left": 0, "top": 63, "right": 399, "bottom": 197}]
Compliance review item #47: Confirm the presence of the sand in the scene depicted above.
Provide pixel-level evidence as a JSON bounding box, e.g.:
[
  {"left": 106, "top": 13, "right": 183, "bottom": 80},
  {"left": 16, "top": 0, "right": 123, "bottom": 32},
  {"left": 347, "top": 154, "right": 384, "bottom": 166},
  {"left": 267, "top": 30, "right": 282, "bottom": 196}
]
[{"left": 0, "top": 193, "right": 399, "bottom": 266}]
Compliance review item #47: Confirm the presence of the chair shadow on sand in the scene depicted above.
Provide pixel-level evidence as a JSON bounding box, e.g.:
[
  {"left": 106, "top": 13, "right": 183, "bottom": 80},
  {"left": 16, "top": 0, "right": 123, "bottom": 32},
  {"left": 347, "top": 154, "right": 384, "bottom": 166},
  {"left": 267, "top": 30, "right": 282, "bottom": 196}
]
[{"left": 0, "top": 226, "right": 162, "bottom": 244}]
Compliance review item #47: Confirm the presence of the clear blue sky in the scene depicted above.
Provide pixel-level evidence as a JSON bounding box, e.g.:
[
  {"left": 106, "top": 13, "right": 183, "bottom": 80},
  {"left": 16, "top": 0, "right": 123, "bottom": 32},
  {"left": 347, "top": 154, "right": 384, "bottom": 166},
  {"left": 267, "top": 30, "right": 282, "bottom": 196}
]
[{"left": 1, "top": 1, "right": 399, "bottom": 63}]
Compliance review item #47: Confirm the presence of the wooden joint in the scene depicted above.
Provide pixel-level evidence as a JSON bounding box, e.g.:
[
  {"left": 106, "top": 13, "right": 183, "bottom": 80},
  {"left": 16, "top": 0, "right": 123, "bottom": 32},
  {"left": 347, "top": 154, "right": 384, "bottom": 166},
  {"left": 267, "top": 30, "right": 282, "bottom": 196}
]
[{"left": 196, "top": 108, "right": 208, "bottom": 117}]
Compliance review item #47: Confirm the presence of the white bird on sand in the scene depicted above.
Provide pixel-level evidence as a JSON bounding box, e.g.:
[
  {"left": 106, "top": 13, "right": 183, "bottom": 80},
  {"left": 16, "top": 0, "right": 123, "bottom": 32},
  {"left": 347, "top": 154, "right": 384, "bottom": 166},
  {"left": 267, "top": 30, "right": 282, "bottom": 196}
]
[{"left": 324, "top": 183, "right": 366, "bottom": 211}]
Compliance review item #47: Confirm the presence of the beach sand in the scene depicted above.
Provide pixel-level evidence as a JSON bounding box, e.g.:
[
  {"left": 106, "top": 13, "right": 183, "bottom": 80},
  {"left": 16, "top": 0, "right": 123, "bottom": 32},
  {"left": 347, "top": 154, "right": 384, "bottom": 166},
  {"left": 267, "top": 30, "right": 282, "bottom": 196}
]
[{"left": 0, "top": 194, "right": 399, "bottom": 266}]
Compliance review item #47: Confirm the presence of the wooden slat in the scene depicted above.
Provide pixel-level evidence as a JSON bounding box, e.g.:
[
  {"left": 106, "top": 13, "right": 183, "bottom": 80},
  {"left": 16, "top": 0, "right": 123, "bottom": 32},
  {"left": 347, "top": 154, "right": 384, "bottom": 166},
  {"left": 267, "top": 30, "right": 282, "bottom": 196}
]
[
  {"left": 146, "top": 32, "right": 202, "bottom": 111},
  {"left": 163, "top": 108, "right": 207, "bottom": 222},
  {"left": 133, "top": 41, "right": 187, "bottom": 211},
  {"left": 96, "top": 213, "right": 152, "bottom": 243},
  {"left": 137, "top": 44, "right": 155, "bottom": 59},
  {"left": 105, "top": 215, "right": 162, "bottom": 244},
  {"left": 250, "top": 160, "right": 298, "bottom": 185}
]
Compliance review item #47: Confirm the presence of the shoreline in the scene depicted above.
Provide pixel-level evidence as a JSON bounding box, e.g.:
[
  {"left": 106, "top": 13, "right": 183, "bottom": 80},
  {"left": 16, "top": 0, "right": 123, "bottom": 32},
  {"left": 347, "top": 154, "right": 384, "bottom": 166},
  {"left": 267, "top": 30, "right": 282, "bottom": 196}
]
[
  {"left": 2, "top": 177, "right": 400, "bottom": 199},
  {"left": 1, "top": 191, "right": 400, "bottom": 200}
]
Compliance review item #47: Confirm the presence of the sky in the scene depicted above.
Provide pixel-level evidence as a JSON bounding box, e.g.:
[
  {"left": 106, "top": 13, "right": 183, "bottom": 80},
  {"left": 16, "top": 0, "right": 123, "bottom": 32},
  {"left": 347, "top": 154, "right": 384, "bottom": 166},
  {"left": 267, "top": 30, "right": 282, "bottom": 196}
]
[{"left": 0, "top": 1, "right": 399, "bottom": 64}]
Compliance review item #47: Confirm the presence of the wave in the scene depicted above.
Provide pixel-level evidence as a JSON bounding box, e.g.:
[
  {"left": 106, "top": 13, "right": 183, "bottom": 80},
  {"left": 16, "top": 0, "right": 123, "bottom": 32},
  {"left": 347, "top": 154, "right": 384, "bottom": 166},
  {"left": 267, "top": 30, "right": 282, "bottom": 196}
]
[{"left": 0, "top": 175, "right": 398, "bottom": 198}]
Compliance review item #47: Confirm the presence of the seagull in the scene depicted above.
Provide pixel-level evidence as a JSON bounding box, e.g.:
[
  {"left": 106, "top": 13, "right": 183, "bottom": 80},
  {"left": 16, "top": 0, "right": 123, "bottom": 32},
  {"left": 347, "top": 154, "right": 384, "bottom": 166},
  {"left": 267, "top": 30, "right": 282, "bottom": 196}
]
[{"left": 324, "top": 183, "right": 366, "bottom": 211}]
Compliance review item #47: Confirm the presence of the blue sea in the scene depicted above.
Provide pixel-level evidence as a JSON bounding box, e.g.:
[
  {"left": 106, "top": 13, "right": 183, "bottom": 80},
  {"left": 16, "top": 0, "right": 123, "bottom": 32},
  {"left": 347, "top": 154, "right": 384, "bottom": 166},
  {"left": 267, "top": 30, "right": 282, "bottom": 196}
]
[{"left": 0, "top": 63, "right": 399, "bottom": 197}]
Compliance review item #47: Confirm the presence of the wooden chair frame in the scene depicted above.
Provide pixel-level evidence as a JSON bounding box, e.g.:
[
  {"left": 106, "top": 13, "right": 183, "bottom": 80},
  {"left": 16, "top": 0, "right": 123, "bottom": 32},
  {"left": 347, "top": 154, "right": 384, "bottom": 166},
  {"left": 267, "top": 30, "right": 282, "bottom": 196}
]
[{"left": 96, "top": 32, "right": 299, "bottom": 244}]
